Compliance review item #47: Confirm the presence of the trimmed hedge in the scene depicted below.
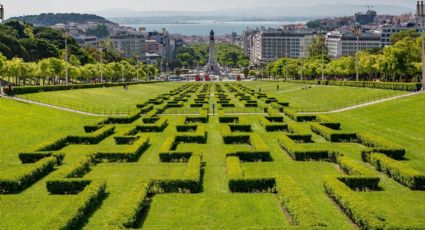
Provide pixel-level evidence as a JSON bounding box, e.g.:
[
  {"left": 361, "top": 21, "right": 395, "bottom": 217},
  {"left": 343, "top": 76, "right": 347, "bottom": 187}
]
[
  {"left": 114, "top": 136, "right": 140, "bottom": 145},
  {"left": 56, "top": 155, "right": 94, "bottom": 179},
  {"left": 229, "top": 124, "right": 252, "bottom": 133},
  {"left": 46, "top": 179, "right": 91, "bottom": 194},
  {"left": 18, "top": 152, "right": 54, "bottom": 163},
  {"left": 13, "top": 82, "right": 151, "bottom": 95},
  {"left": 46, "top": 180, "right": 107, "bottom": 230},
  {"left": 364, "top": 153, "right": 425, "bottom": 190},
  {"left": 229, "top": 178, "right": 276, "bottom": 193},
  {"left": 99, "top": 111, "right": 142, "bottom": 124},
  {"left": 227, "top": 151, "right": 272, "bottom": 162},
  {"left": 357, "top": 132, "right": 406, "bottom": 160},
  {"left": 336, "top": 156, "right": 377, "bottom": 176},
  {"left": 107, "top": 180, "right": 151, "bottom": 228},
  {"left": 136, "top": 118, "right": 168, "bottom": 132},
  {"left": 95, "top": 137, "right": 150, "bottom": 162},
  {"left": 278, "top": 135, "right": 331, "bottom": 161},
  {"left": 0, "top": 155, "right": 63, "bottom": 194},
  {"left": 276, "top": 176, "right": 327, "bottom": 228},
  {"left": 323, "top": 176, "right": 386, "bottom": 229},
  {"left": 284, "top": 108, "right": 317, "bottom": 122},
  {"left": 159, "top": 152, "right": 193, "bottom": 163},
  {"left": 288, "top": 80, "right": 422, "bottom": 91},
  {"left": 176, "top": 125, "right": 198, "bottom": 132},
  {"left": 311, "top": 123, "right": 357, "bottom": 142},
  {"left": 338, "top": 176, "right": 381, "bottom": 191},
  {"left": 259, "top": 117, "right": 288, "bottom": 132},
  {"left": 34, "top": 126, "right": 115, "bottom": 151},
  {"left": 83, "top": 125, "right": 103, "bottom": 133},
  {"left": 219, "top": 116, "right": 239, "bottom": 123}
]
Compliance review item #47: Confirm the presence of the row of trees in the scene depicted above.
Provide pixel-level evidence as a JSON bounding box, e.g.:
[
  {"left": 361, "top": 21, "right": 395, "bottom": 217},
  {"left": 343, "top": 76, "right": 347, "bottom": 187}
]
[
  {"left": 174, "top": 44, "right": 250, "bottom": 69},
  {"left": 0, "top": 52, "right": 160, "bottom": 86},
  {"left": 263, "top": 31, "right": 423, "bottom": 83}
]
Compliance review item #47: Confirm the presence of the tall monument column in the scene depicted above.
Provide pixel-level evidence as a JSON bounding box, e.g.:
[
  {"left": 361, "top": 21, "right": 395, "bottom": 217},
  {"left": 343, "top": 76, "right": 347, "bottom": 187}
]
[{"left": 205, "top": 30, "right": 220, "bottom": 75}]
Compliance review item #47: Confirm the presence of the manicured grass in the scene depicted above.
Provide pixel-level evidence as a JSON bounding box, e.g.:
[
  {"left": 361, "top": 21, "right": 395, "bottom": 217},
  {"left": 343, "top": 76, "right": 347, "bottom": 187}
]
[
  {"left": 1, "top": 82, "right": 424, "bottom": 229},
  {"left": 241, "top": 81, "right": 405, "bottom": 112},
  {"left": 17, "top": 83, "right": 181, "bottom": 114}
]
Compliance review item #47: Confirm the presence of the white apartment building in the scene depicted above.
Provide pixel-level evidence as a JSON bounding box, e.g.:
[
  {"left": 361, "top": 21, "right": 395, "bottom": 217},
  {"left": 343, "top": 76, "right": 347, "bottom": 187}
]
[
  {"left": 249, "top": 30, "right": 316, "bottom": 65},
  {"left": 111, "top": 33, "right": 146, "bottom": 60},
  {"left": 381, "top": 24, "right": 420, "bottom": 47},
  {"left": 326, "top": 30, "right": 381, "bottom": 59}
]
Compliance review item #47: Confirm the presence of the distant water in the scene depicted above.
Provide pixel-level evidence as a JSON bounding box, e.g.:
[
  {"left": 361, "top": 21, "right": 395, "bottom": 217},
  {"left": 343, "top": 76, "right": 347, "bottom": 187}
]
[{"left": 124, "top": 20, "right": 306, "bottom": 35}]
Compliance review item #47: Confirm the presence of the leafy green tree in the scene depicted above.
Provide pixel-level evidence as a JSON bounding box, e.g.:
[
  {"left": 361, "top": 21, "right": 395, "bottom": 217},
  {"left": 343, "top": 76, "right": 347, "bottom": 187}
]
[
  {"left": 19, "top": 38, "right": 60, "bottom": 62},
  {"left": 390, "top": 30, "right": 419, "bottom": 44}
]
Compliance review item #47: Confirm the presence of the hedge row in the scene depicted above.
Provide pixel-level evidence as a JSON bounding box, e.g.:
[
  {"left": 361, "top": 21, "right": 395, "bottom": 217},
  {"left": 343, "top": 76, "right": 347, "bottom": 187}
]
[
  {"left": 229, "top": 178, "right": 276, "bottom": 193},
  {"left": 276, "top": 176, "right": 327, "bottom": 229},
  {"left": 114, "top": 136, "right": 140, "bottom": 145},
  {"left": 288, "top": 80, "right": 422, "bottom": 92},
  {"left": 338, "top": 176, "right": 381, "bottom": 191},
  {"left": 107, "top": 180, "right": 150, "bottom": 229},
  {"left": 357, "top": 132, "right": 406, "bottom": 160},
  {"left": 336, "top": 156, "right": 377, "bottom": 176},
  {"left": 311, "top": 123, "right": 357, "bottom": 142},
  {"left": 83, "top": 125, "right": 103, "bottom": 133},
  {"left": 159, "top": 152, "right": 193, "bottom": 163},
  {"left": 151, "top": 154, "right": 202, "bottom": 193},
  {"left": 135, "top": 118, "right": 168, "bottom": 132},
  {"left": 219, "top": 116, "right": 239, "bottom": 124},
  {"left": 18, "top": 151, "right": 54, "bottom": 163},
  {"left": 226, "top": 151, "right": 272, "bottom": 162},
  {"left": 95, "top": 136, "right": 150, "bottom": 162},
  {"left": 323, "top": 176, "right": 386, "bottom": 229},
  {"left": 46, "top": 178, "right": 91, "bottom": 194},
  {"left": 278, "top": 135, "right": 332, "bottom": 161},
  {"left": 229, "top": 124, "right": 252, "bottom": 132},
  {"left": 259, "top": 117, "right": 288, "bottom": 132},
  {"left": 176, "top": 124, "right": 198, "bottom": 132},
  {"left": 0, "top": 155, "right": 63, "bottom": 194},
  {"left": 284, "top": 108, "right": 317, "bottom": 122},
  {"left": 46, "top": 180, "right": 107, "bottom": 230},
  {"left": 99, "top": 111, "right": 142, "bottom": 125},
  {"left": 33, "top": 126, "right": 115, "bottom": 151},
  {"left": 55, "top": 155, "right": 94, "bottom": 179},
  {"left": 185, "top": 115, "right": 209, "bottom": 124},
  {"left": 365, "top": 153, "right": 425, "bottom": 190},
  {"left": 13, "top": 82, "right": 152, "bottom": 95}
]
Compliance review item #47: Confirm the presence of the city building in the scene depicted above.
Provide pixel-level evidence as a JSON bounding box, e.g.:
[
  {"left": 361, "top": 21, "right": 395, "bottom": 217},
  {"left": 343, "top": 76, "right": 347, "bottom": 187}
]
[
  {"left": 248, "top": 29, "right": 318, "bottom": 65},
  {"left": 326, "top": 30, "right": 381, "bottom": 58},
  {"left": 355, "top": 10, "right": 378, "bottom": 25},
  {"left": 110, "top": 33, "right": 145, "bottom": 60},
  {"left": 147, "top": 29, "right": 173, "bottom": 64},
  {"left": 381, "top": 23, "right": 419, "bottom": 46}
]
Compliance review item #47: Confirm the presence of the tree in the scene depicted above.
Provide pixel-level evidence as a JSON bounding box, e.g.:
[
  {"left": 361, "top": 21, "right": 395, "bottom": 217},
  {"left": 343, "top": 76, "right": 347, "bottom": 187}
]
[
  {"left": 243, "top": 68, "right": 249, "bottom": 78},
  {"left": 0, "top": 52, "right": 7, "bottom": 84},
  {"left": 308, "top": 36, "right": 327, "bottom": 58},
  {"left": 19, "top": 38, "right": 60, "bottom": 62},
  {"left": 37, "top": 58, "right": 53, "bottom": 85},
  {"left": 390, "top": 30, "right": 420, "bottom": 44}
]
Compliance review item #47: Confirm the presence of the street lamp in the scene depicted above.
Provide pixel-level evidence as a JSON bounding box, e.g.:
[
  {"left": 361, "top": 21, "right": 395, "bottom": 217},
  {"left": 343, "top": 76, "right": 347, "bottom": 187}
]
[
  {"left": 354, "top": 24, "right": 362, "bottom": 82},
  {"left": 63, "top": 27, "right": 69, "bottom": 85},
  {"left": 0, "top": 4, "right": 5, "bottom": 23},
  {"left": 417, "top": 1, "right": 425, "bottom": 90},
  {"left": 98, "top": 41, "right": 104, "bottom": 83}
]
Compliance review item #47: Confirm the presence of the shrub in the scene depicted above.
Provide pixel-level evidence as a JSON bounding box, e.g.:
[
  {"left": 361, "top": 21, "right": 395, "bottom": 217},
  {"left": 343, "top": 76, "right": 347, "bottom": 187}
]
[
  {"left": 99, "top": 111, "right": 141, "bottom": 124},
  {"left": 83, "top": 125, "right": 103, "bottom": 133},
  {"left": 287, "top": 80, "right": 422, "bottom": 91},
  {"left": 365, "top": 153, "right": 425, "bottom": 190},
  {"left": 66, "top": 126, "right": 115, "bottom": 145},
  {"left": 136, "top": 118, "right": 168, "bottom": 132},
  {"left": 357, "top": 132, "right": 405, "bottom": 160},
  {"left": 107, "top": 180, "right": 151, "bottom": 228},
  {"left": 226, "top": 151, "right": 272, "bottom": 162},
  {"left": 336, "top": 156, "right": 376, "bottom": 176},
  {"left": 18, "top": 152, "right": 53, "bottom": 163},
  {"left": 229, "top": 124, "right": 252, "bottom": 132},
  {"left": 114, "top": 136, "right": 140, "bottom": 145},
  {"left": 56, "top": 155, "right": 95, "bottom": 179},
  {"left": 276, "top": 176, "right": 327, "bottom": 228},
  {"left": 0, "top": 155, "right": 63, "bottom": 194},
  {"left": 46, "top": 179, "right": 92, "bottom": 194},
  {"left": 185, "top": 116, "right": 209, "bottom": 124},
  {"left": 284, "top": 108, "right": 316, "bottom": 122},
  {"left": 95, "top": 137, "right": 150, "bottom": 162},
  {"left": 338, "top": 176, "right": 381, "bottom": 191},
  {"left": 142, "top": 117, "right": 160, "bottom": 124},
  {"left": 219, "top": 116, "right": 239, "bottom": 123},
  {"left": 46, "top": 180, "right": 107, "bottom": 230},
  {"left": 176, "top": 125, "right": 198, "bottom": 132},
  {"left": 229, "top": 178, "right": 276, "bottom": 193},
  {"left": 278, "top": 135, "right": 330, "bottom": 161},
  {"left": 311, "top": 123, "right": 357, "bottom": 142},
  {"left": 323, "top": 176, "right": 386, "bottom": 229},
  {"left": 159, "top": 152, "right": 193, "bottom": 163}
]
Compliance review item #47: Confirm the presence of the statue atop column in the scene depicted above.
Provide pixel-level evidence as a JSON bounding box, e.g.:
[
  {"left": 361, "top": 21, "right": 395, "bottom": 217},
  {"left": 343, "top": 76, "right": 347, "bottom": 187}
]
[{"left": 204, "top": 29, "right": 220, "bottom": 75}]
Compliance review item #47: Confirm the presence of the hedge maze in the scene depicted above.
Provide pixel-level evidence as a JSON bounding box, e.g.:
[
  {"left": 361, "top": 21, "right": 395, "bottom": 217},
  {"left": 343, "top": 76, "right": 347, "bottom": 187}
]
[{"left": 1, "top": 82, "right": 425, "bottom": 229}]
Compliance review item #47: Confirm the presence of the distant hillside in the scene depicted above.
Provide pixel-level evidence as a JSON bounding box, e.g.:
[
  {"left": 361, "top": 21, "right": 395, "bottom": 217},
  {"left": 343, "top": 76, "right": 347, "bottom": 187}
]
[{"left": 7, "top": 13, "right": 112, "bottom": 26}]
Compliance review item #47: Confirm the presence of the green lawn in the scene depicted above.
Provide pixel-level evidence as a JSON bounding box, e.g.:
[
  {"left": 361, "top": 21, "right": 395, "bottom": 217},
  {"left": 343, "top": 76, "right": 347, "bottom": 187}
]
[
  {"left": 0, "top": 82, "right": 424, "bottom": 229},
  {"left": 16, "top": 83, "right": 181, "bottom": 115},
  {"left": 241, "top": 81, "right": 406, "bottom": 112}
]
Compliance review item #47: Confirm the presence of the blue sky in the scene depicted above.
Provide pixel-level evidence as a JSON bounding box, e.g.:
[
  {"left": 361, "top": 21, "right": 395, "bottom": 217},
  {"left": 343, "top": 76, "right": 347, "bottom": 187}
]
[{"left": 1, "top": 0, "right": 416, "bottom": 17}]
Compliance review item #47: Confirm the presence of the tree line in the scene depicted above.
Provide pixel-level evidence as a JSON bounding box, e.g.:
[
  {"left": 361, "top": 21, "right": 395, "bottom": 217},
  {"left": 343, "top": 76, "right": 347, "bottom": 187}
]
[{"left": 263, "top": 30, "right": 423, "bottom": 83}]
